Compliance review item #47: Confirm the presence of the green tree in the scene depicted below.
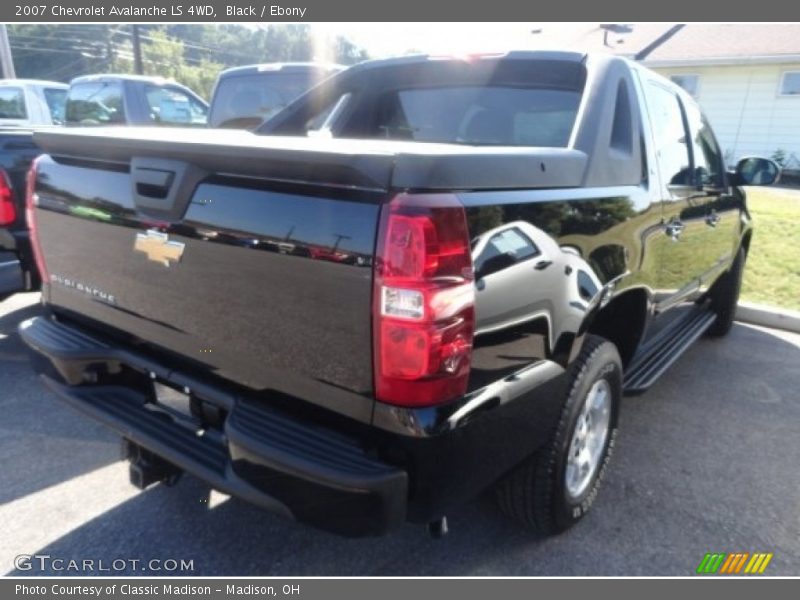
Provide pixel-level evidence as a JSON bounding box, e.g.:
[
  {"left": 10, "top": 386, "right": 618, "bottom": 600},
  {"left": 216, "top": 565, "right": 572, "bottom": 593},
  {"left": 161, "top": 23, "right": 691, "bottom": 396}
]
[
  {"left": 334, "top": 36, "right": 370, "bottom": 65},
  {"left": 467, "top": 206, "right": 504, "bottom": 236},
  {"left": 135, "top": 28, "right": 222, "bottom": 99}
]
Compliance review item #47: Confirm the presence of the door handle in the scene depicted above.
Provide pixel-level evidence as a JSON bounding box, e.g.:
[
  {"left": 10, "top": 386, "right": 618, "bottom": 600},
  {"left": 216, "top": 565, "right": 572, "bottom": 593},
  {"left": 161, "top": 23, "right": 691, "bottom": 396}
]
[
  {"left": 534, "top": 260, "right": 553, "bottom": 270},
  {"left": 705, "top": 213, "right": 721, "bottom": 228},
  {"left": 664, "top": 220, "right": 684, "bottom": 241}
]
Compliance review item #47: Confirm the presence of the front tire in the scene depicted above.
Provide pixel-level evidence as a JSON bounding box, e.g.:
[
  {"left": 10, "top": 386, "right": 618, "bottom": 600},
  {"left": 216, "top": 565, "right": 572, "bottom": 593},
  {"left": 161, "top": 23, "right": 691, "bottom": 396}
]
[
  {"left": 496, "top": 335, "right": 622, "bottom": 535},
  {"left": 706, "top": 247, "right": 745, "bottom": 338}
]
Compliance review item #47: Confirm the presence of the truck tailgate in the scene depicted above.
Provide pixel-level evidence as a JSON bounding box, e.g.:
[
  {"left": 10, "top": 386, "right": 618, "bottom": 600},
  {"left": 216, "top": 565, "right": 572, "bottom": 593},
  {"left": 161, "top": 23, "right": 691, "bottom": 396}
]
[{"left": 31, "top": 128, "right": 392, "bottom": 422}]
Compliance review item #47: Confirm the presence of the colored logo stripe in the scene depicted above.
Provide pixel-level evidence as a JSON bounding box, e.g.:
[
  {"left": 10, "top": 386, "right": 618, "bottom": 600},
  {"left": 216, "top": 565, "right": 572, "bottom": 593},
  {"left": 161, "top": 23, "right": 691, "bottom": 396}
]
[
  {"left": 697, "top": 553, "right": 726, "bottom": 574},
  {"left": 744, "top": 553, "right": 773, "bottom": 574},
  {"left": 719, "top": 553, "right": 749, "bottom": 574},
  {"left": 697, "top": 552, "right": 773, "bottom": 575},
  {"left": 734, "top": 553, "right": 751, "bottom": 574}
]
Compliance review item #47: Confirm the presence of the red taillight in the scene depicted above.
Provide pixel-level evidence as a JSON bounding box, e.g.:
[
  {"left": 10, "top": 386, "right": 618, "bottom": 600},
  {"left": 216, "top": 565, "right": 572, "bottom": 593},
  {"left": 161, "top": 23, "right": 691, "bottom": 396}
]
[
  {"left": 0, "top": 169, "right": 15, "bottom": 226},
  {"left": 373, "top": 193, "right": 475, "bottom": 407},
  {"left": 25, "top": 158, "right": 49, "bottom": 284}
]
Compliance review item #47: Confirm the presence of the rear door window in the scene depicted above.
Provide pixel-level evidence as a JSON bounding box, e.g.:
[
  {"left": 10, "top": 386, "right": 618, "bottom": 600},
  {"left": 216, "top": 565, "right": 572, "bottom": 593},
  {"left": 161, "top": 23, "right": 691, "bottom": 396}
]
[
  {"left": 43, "top": 88, "right": 67, "bottom": 124},
  {"left": 0, "top": 87, "right": 27, "bottom": 119},
  {"left": 373, "top": 86, "right": 580, "bottom": 146},
  {"left": 210, "top": 72, "right": 321, "bottom": 129},
  {"left": 144, "top": 85, "right": 208, "bottom": 125},
  {"left": 644, "top": 82, "right": 692, "bottom": 188},
  {"left": 66, "top": 81, "right": 126, "bottom": 125},
  {"left": 683, "top": 101, "right": 724, "bottom": 188}
]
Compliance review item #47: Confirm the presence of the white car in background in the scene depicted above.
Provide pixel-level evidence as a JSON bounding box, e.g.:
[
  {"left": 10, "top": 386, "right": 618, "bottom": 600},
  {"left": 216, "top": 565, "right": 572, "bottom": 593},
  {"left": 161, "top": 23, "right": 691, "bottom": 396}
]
[{"left": 0, "top": 79, "right": 68, "bottom": 126}]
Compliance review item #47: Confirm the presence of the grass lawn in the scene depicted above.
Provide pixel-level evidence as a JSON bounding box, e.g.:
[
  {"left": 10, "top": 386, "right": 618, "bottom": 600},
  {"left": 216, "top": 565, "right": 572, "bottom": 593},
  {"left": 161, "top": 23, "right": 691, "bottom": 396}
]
[{"left": 741, "top": 187, "right": 800, "bottom": 311}]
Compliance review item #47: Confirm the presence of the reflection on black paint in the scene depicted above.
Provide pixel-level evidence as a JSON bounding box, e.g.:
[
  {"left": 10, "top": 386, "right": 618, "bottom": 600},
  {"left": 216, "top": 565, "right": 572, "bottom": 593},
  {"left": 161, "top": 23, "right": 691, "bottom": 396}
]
[
  {"left": 588, "top": 244, "right": 627, "bottom": 283},
  {"left": 467, "top": 216, "right": 607, "bottom": 389},
  {"left": 34, "top": 158, "right": 381, "bottom": 416},
  {"left": 184, "top": 183, "right": 377, "bottom": 258},
  {"left": 501, "top": 196, "right": 637, "bottom": 237},
  {"left": 464, "top": 190, "right": 658, "bottom": 393},
  {"left": 37, "top": 167, "right": 378, "bottom": 268}
]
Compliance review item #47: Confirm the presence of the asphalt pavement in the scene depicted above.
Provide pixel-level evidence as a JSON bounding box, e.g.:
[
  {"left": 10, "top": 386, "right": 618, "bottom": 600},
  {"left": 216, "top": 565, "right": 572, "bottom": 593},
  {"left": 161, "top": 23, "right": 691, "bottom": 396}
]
[{"left": 1, "top": 291, "right": 798, "bottom": 576}]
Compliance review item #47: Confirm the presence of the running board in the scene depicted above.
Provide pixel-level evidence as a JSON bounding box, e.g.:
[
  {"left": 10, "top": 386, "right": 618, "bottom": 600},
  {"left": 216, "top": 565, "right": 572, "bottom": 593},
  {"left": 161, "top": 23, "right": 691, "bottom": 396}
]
[{"left": 623, "top": 307, "right": 717, "bottom": 395}]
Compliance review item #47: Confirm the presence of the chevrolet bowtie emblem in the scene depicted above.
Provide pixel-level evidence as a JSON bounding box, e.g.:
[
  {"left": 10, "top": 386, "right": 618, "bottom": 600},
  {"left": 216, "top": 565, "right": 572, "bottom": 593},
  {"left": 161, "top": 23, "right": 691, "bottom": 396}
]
[{"left": 134, "top": 230, "right": 185, "bottom": 267}]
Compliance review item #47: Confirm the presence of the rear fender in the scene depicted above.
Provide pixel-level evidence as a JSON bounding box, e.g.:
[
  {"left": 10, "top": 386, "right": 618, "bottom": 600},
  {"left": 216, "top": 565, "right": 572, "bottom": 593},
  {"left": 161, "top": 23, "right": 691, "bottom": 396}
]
[{"left": 471, "top": 220, "right": 612, "bottom": 368}]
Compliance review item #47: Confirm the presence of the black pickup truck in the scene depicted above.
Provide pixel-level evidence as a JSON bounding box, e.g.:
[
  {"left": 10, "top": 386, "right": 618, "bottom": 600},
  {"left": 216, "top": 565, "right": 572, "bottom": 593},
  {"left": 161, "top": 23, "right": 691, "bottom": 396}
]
[{"left": 20, "top": 52, "right": 779, "bottom": 537}]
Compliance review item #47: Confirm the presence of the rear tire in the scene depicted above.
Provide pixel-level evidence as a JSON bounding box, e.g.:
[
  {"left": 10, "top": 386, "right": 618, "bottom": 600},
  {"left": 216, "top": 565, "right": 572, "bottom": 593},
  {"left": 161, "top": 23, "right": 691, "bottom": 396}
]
[
  {"left": 706, "top": 247, "right": 745, "bottom": 338},
  {"left": 495, "top": 335, "right": 622, "bottom": 535}
]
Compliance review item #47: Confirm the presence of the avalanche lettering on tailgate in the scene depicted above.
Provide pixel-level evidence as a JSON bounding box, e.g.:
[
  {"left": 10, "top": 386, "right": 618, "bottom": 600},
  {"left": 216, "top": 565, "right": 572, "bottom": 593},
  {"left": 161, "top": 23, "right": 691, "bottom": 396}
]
[{"left": 49, "top": 274, "right": 116, "bottom": 305}]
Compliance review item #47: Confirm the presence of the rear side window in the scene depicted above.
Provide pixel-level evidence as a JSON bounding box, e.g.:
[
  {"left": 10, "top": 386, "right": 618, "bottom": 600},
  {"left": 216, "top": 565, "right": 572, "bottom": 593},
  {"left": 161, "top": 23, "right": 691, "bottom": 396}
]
[
  {"left": 644, "top": 82, "right": 691, "bottom": 188},
  {"left": 373, "top": 86, "right": 580, "bottom": 146},
  {"left": 43, "top": 88, "right": 67, "bottom": 124},
  {"left": 0, "top": 87, "right": 27, "bottom": 119},
  {"left": 144, "top": 85, "right": 207, "bottom": 125},
  {"left": 66, "top": 82, "right": 125, "bottom": 125},
  {"left": 210, "top": 72, "right": 322, "bottom": 129}
]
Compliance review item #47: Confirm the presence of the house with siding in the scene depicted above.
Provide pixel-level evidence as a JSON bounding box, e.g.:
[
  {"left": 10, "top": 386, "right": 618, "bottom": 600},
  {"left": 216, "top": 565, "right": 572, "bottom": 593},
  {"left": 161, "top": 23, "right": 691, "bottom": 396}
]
[
  {"left": 640, "top": 24, "right": 800, "bottom": 173},
  {"left": 528, "top": 23, "right": 800, "bottom": 173}
]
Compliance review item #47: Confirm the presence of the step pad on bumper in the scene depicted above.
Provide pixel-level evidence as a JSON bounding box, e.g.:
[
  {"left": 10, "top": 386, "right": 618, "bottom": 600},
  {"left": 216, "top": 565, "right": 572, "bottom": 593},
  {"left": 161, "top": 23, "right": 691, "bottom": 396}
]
[{"left": 230, "top": 401, "right": 394, "bottom": 477}]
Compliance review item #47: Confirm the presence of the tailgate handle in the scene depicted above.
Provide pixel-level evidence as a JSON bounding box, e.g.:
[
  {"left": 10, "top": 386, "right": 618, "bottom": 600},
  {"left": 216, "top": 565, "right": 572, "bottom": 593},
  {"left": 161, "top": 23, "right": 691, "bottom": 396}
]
[
  {"left": 130, "top": 157, "right": 207, "bottom": 220},
  {"left": 133, "top": 168, "right": 175, "bottom": 199}
]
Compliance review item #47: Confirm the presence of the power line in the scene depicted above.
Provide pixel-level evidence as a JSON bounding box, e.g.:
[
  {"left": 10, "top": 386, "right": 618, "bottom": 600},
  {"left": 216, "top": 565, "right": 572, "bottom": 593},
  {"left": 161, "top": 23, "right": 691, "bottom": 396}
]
[
  {"left": 8, "top": 24, "right": 309, "bottom": 80},
  {"left": 10, "top": 44, "right": 102, "bottom": 56},
  {"left": 38, "top": 55, "right": 96, "bottom": 80},
  {"left": 11, "top": 24, "right": 275, "bottom": 63},
  {"left": 11, "top": 40, "right": 207, "bottom": 67},
  {"left": 113, "top": 27, "right": 257, "bottom": 60},
  {"left": 9, "top": 27, "right": 207, "bottom": 53},
  {"left": 9, "top": 33, "right": 108, "bottom": 44},
  {"left": 11, "top": 43, "right": 107, "bottom": 55}
]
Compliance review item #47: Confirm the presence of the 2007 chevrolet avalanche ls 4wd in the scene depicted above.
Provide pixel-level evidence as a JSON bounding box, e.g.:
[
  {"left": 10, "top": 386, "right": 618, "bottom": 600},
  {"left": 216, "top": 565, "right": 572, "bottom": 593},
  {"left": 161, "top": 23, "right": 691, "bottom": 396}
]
[{"left": 19, "top": 52, "right": 779, "bottom": 537}]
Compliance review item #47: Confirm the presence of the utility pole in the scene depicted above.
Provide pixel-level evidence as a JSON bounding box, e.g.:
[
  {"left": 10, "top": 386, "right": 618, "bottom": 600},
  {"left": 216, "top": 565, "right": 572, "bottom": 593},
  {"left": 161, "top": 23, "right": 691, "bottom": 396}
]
[
  {"left": 0, "top": 24, "right": 16, "bottom": 79},
  {"left": 132, "top": 24, "right": 143, "bottom": 74}
]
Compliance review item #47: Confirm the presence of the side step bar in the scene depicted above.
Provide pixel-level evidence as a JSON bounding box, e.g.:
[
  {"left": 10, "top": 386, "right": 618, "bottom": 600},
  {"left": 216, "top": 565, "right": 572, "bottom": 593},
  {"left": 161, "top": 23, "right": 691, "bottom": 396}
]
[{"left": 623, "top": 307, "right": 717, "bottom": 395}]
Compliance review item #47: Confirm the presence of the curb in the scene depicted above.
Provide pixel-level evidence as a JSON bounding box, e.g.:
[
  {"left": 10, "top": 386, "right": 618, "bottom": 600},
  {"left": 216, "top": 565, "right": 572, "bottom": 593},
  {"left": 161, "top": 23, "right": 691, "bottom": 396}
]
[{"left": 736, "top": 301, "right": 800, "bottom": 334}]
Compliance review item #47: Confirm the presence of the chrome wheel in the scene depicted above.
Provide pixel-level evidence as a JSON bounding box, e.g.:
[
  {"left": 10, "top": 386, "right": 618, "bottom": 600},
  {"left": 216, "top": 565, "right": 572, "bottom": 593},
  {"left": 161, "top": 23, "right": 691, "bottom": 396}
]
[{"left": 565, "top": 379, "right": 611, "bottom": 500}]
